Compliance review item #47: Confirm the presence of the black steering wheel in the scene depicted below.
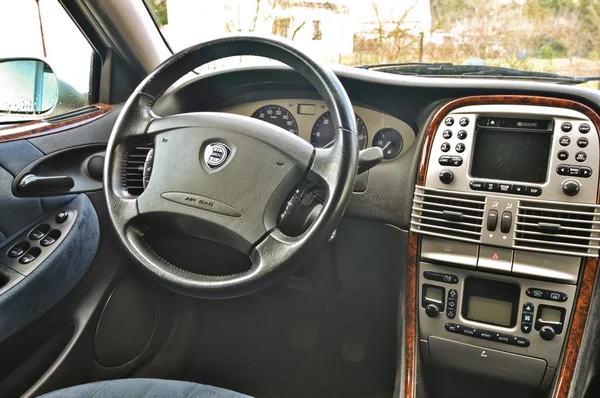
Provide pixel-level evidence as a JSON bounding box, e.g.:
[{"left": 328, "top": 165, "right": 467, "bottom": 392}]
[{"left": 104, "top": 36, "right": 358, "bottom": 298}]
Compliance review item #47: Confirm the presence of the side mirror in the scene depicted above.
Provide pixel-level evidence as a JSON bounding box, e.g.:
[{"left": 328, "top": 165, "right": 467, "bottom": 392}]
[{"left": 0, "top": 58, "right": 58, "bottom": 115}]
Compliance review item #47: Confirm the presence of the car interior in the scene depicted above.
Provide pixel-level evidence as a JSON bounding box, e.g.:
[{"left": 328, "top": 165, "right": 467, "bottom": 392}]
[{"left": 2, "top": 1, "right": 600, "bottom": 397}]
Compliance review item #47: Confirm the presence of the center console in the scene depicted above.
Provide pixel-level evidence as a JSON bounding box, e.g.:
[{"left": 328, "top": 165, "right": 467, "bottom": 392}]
[{"left": 411, "top": 103, "right": 600, "bottom": 390}]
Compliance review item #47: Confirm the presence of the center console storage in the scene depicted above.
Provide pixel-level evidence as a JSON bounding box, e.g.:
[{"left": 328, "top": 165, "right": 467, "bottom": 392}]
[{"left": 411, "top": 103, "right": 600, "bottom": 391}]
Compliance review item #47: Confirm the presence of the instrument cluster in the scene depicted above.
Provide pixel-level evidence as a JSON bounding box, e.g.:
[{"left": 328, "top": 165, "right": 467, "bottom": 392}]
[{"left": 223, "top": 99, "right": 415, "bottom": 159}]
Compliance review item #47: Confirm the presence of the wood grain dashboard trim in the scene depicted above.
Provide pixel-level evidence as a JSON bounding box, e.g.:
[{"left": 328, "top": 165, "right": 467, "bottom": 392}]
[
  {"left": 407, "top": 95, "right": 600, "bottom": 398},
  {"left": 0, "top": 103, "right": 115, "bottom": 143}
]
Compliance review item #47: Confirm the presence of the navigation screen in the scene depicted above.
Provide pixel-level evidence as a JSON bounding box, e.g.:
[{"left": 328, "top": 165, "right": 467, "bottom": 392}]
[{"left": 470, "top": 129, "right": 552, "bottom": 183}]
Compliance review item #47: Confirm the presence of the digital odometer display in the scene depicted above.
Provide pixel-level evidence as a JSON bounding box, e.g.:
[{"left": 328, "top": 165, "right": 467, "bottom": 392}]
[
  {"left": 311, "top": 112, "right": 368, "bottom": 149},
  {"left": 251, "top": 105, "right": 298, "bottom": 135}
]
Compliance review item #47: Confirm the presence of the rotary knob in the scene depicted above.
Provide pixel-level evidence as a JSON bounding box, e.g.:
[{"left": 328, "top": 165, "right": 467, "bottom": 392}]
[
  {"left": 439, "top": 169, "right": 454, "bottom": 184},
  {"left": 540, "top": 326, "right": 556, "bottom": 341},
  {"left": 562, "top": 179, "right": 581, "bottom": 196},
  {"left": 425, "top": 304, "right": 440, "bottom": 318}
]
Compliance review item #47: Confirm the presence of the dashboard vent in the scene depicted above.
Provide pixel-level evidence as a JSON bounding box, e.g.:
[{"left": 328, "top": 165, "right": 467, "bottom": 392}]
[
  {"left": 123, "top": 144, "right": 153, "bottom": 196},
  {"left": 411, "top": 186, "right": 486, "bottom": 243},
  {"left": 515, "top": 201, "right": 600, "bottom": 257}
]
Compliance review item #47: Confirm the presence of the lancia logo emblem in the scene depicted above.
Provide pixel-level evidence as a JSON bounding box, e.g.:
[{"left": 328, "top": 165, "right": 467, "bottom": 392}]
[{"left": 204, "top": 143, "right": 231, "bottom": 169}]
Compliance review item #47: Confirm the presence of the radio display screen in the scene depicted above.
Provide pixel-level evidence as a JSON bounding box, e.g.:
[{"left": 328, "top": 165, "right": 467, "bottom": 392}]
[{"left": 470, "top": 128, "right": 552, "bottom": 183}]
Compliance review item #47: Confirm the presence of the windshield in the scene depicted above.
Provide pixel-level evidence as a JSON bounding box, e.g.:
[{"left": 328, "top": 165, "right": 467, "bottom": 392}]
[{"left": 146, "top": 0, "right": 600, "bottom": 80}]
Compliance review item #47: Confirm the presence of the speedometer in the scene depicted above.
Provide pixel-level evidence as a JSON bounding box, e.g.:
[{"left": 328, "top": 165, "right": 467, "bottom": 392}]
[
  {"left": 251, "top": 105, "right": 298, "bottom": 135},
  {"left": 310, "top": 112, "right": 368, "bottom": 149}
]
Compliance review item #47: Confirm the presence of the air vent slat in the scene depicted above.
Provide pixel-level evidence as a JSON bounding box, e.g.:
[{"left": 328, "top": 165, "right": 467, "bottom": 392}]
[
  {"left": 414, "top": 192, "right": 485, "bottom": 205},
  {"left": 412, "top": 206, "right": 484, "bottom": 220},
  {"left": 123, "top": 143, "right": 153, "bottom": 196},
  {"left": 413, "top": 199, "right": 485, "bottom": 213},
  {"left": 411, "top": 187, "right": 485, "bottom": 242},
  {"left": 515, "top": 230, "right": 600, "bottom": 242},
  {"left": 515, "top": 200, "right": 600, "bottom": 257}
]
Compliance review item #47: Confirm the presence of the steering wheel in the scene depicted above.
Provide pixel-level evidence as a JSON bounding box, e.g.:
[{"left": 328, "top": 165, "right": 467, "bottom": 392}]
[{"left": 104, "top": 36, "right": 358, "bottom": 298}]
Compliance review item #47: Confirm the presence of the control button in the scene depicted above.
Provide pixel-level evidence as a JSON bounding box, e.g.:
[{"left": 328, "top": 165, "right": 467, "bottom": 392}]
[
  {"left": 442, "top": 129, "right": 452, "bottom": 139},
  {"left": 445, "top": 323, "right": 461, "bottom": 333},
  {"left": 461, "top": 327, "right": 477, "bottom": 337},
  {"left": 575, "top": 152, "right": 587, "bottom": 162},
  {"left": 459, "top": 117, "right": 469, "bottom": 127},
  {"left": 40, "top": 236, "right": 56, "bottom": 247},
  {"left": 501, "top": 211, "right": 512, "bottom": 233},
  {"left": 513, "top": 251, "right": 580, "bottom": 285},
  {"left": 470, "top": 181, "right": 485, "bottom": 191},
  {"left": 561, "top": 122, "right": 573, "bottom": 132},
  {"left": 476, "top": 329, "right": 493, "bottom": 340},
  {"left": 441, "top": 142, "right": 450, "bottom": 152},
  {"left": 420, "top": 237, "right": 478, "bottom": 268},
  {"left": 559, "top": 136, "right": 571, "bottom": 146},
  {"left": 540, "top": 326, "right": 556, "bottom": 341},
  {"left": 439, "top": 169, "right": 454, "bottom": 184},
  {"left": 568, "top": 166, "right": 581, "bottom": 176},
  {"left": 497, "top": 183, "right": 512, "bottom": 193},
  {"left": 8, "top": 247, "right": 25, "bottom": 258},
  {"left": 447, "top": 299, "right": 457, "bottom": 310},
  {"left": 425, "top": 304, "right": 440, "bottom": 318},
  {"left": 511, "top": 184, "right": 526, "bottom": 195},
  {"left": 523, "top": 302, "right": 534, "bottom": 312},
  {"left": 522, "top": 312, "right": 534, "bottom": 324},
  {"left": 562, "top": 179, "right": 581, "bottom": 196},
  {"left": 547, "top": 290, "right": 568, "bottom": 302},
  {"left": 484, "top": 182, "right": 498, "bottom": 192},
  {"left": 445, "top": 117, "right": 454, "bottom": 126},
  {"left": 557, "top": 150, "right": 569, "bottom": 161},
  {"left": 19, "top": 253, "right": 36, "bottom": 264},
  {"left": 423, "top": 271, "right": 459, "bottom": 284},
  {"left": 8, "top": 242, "right": 29, "bottom": 258},
  {"left": 521, "top": 322, "right": 532, "bottom": 334},
  {"left": 487, "top": 209, "right": 498, "bottom": 231},
  {"left": 478, "top": 246, "right": 513, "bottom": 274},
  {"left": 450, "top": 156, "right": 463, "bottom": 166},
  {"left": 579, "top": 123, "right": 591, "bottom": 134},
  {"left": 510, "top": 336, "right": 531, "bottom": 347},
  {"left": 493, "top": 333, "right": 511, "bottom": 344},
  {"left": 448, "top": 289, "right": 458, "bottom": 299},
  {"left": 28, "top": 229, "right": 45, "bottom": 240},
  {"left": 455, "top": 143, "right": 466, "bottom": 153},
  {"left": 447, "top": 309, "right": 456, "bottom": 319},
  {"left": 556, "top": 165, "right": 569, "bottom": 175},
  {"left": 56, "top": 211, "right": 69, "bottom": 224},
  {"left": 524, "top": 186, "right": 542, "bottom": 196},
  {"left": 577, "top": 137, "right": 589, "bottom": 148},
  {"left": 457, "top": 130, "right": 468, "bottom": 140},
  {"left": 581, "top": 167, "right": 593, "bottom": 178},
  {"left": 526, "top": 288, "right": 546, "bottom": 299}
]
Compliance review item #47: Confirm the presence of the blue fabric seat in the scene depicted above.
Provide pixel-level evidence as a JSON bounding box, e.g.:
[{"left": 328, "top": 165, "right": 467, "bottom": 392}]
[{"left": 41, "top": 378, "right": 250, "bottom": 397}]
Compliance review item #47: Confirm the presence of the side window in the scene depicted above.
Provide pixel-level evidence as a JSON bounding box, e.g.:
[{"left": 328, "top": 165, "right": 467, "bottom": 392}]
[{"left": 0, "top": 0, "right": 95, "bottom": 122}]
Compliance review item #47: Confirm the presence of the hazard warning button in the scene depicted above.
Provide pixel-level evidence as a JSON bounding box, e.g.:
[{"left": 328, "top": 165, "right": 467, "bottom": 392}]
[{"left": 478, "top": 246, "right": 514, "bottom": 273}]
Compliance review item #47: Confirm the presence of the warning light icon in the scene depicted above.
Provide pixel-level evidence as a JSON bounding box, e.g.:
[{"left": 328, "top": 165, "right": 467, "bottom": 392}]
[{"left": 491, "top": 252, "right": 500, "bottom": 260}]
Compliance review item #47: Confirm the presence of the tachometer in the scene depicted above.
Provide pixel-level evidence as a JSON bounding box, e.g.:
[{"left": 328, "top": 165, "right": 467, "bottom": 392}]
[
  {"left": 251, "top": 105, "right": 298, "bottom": 135},
  {"left": 310, "top": 112, "right": 368, "bottom": 149}
]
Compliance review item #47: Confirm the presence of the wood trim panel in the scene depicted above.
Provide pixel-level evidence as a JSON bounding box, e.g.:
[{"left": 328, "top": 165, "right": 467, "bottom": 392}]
[
  {"left": 407, "top": 95, "right": 600, "bottom": 398},
  {"left": 0, "top": 103, "right": 115, "bottom": 143}
]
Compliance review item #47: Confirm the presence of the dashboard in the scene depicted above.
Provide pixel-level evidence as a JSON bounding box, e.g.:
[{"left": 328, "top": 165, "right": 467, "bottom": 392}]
[
  {"left": 154, "top": 65, "right": 600, "bottom": 398},
  {"left": 222, "top": 99, "right": 415, "bottom": 159}
]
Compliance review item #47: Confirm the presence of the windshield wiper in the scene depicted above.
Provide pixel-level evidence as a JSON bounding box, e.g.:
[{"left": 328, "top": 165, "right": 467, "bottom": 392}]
[{"left": 359, "top": 63, "right": 600, "bottom": 85}]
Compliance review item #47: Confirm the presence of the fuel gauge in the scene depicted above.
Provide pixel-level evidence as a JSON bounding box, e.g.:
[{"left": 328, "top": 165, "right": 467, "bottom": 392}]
[{"left": 372, "top": 128, "right": 403, "bottom": 159}]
